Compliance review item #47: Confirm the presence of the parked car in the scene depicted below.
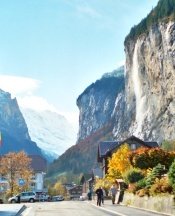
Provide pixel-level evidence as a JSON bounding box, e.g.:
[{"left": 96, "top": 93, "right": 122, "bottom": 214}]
[
  {"left": 35, "top": 192, "right": 51, "bottom": 202},
  {"left": 52, "top": 195, "right": 64, "bottom": 201},
  {"left": 79, "top": 196, "right": 85, "bottom": 201},
  {"left": 8, "top": 191, "right": 37, "bottom": 203}
]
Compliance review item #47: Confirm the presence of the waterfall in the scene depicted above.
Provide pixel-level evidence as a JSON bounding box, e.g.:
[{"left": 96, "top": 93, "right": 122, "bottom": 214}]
[{"left": 132, "top": 41, "right": 146, "bottom": 134}]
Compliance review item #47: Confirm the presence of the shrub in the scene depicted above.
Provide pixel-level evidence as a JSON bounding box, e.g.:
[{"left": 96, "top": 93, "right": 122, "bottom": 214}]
[
  {"left": 127, "top": 184, "right": 138, "bottom": 194},
  {"left": 136, "top": 188, "right": 149, "bottom": 197},
  {"left": 145, "top": 164, "right": 166, "bottom": 188},
  {"left": 123, "top": 168, "right": 144, "bottom": 184},
  {"left": 136, "top": 178, "right": 147, "bottom": 190},
  {"left": 161, "top": 140, "right": 175, "bottom": 151},
  {"left": 149, "top": 177, "right": 172, "bottom": 196},
  {"left": 130, "top": 148, "right": 175, "bottom": 170}
]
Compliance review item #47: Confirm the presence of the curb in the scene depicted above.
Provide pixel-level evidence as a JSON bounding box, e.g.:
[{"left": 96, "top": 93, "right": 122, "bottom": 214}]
[
  {"left": 15, "top": 205, "right": 27, "bottom": 216},
  {"left": 19, "top": 206, "right": 35, "bottom": 216},
  {"left": 88, "top": 200, "right": 173, "bottom": 216}
]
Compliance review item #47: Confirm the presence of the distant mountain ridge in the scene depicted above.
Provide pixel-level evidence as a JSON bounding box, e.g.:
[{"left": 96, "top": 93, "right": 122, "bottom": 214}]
[{"left": 0, "top": 89, "right": 42, "bottom": 156}]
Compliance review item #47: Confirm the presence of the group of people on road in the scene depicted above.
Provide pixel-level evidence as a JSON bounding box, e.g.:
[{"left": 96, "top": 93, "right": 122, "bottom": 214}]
[{"left": 95, "top": 184, "right": 118, "bottom": 206}]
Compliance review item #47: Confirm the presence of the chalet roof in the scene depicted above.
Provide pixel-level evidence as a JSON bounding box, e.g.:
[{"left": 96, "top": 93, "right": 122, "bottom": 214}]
[
  {"left": 67, "top": 185, "right": 82, "bottom": 191},
  {"left": 29, "top": 155, "right": 47, "bottom": 172},
  {"left": 121, "top": 136, "right": 159, "bottom": 148},
  {"left": 80, "top": 173, "right": 92, "bottom": 184},
  {"left": 98, "top": 136, "right": 159, "bottom": 162},
  {"left": 98, "top": 141, "right": 119, "bottom": 162},
  {"left": 144, "top": 141, "right": 159, "bottom": 148}
]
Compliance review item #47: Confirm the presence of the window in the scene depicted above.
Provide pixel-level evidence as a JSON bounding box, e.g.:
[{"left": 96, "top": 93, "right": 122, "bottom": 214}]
[{"left": 131, "top": 143, "right": 136, "bottom": 150}]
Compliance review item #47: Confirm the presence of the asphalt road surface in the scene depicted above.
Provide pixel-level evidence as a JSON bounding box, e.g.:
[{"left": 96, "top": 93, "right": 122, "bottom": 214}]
[
  {"left": 24, "top": 201, "right": 117, "bottom": 216},
  {"left": 22, "top": 201, "right": 171, "bottom": 216}
]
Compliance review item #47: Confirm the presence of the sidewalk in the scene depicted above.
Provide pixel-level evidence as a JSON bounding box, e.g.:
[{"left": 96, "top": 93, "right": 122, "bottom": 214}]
[
  {"left": 0, "top": 204, "right": 25, "bottom": 216},
  {"left": 87, "top": 199, "right": 173, "bottom": 216}
]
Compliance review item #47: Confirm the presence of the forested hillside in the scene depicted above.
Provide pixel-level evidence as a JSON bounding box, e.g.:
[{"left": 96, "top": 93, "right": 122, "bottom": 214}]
[{"left": 125, "top": 0, "right": 175, "bottom": 44}]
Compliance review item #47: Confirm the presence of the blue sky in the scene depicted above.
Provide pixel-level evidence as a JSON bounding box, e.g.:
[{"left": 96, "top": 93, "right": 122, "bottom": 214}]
[{"left": 0, "top": 0, "right": 158, "bottom": 127}]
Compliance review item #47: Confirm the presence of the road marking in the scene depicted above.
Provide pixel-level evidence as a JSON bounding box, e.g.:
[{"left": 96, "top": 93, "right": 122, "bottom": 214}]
[{"left": 90, "top": 203, "right": 127, "bottom": 216}]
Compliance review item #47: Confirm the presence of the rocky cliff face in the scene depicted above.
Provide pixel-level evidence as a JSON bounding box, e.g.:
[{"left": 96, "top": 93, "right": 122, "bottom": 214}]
[
  {"left": 122, "top": 21, "right": 175, "bottom": 143},
  {"left": 77, "top": 67, "right": 125, "bottom": 141},
  {"left": 0, "top": 89, "right": 42, "bottom": 156},
  {"left": 47, "top": 69, "right": 125, "bottom": 176},
  {"left": 77, "top": 21, "right": 175, "bottom": 144},
  {"left": 47, "top": 5, "right": 175, "bottom": 177}
]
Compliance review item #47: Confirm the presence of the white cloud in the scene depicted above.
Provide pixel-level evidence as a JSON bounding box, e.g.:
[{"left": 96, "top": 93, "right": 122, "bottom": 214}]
[
  {"left": 76, "top": 5, "right": 101, "bottom": 19},
  {"left": 0, "top": 75, "right": 79, "bottom": 128},
  {"left": 0, "top": 75, "right": 40, "bottom": 96},
  {"left": 0, "top": 75, "right": 59, "bottom": 111},
  {"left": 17, "top": 95, "right": 58, "bottom": 112}
]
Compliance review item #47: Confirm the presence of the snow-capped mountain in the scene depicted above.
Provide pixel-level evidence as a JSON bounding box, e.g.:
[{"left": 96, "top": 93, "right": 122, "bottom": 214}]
[{"left": 21, "top": 108, "right": 77, "bottom": 161}]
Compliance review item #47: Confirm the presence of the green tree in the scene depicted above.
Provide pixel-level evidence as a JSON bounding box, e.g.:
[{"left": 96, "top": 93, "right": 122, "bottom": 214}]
[
  {"left": 146, "top": 164, "right": 165, "bottom": 188},
  {"left": 161, "top": 140, "right": 175, "bottom": 151},
  {"left": 168, "top": 160, "right": 175, "bottom": 191},
  {"left": 125, "top": 0, "right": 175, "bottom": 44},
  {"left": 123, "top": 168, "right": 144, "bottom": 184}
]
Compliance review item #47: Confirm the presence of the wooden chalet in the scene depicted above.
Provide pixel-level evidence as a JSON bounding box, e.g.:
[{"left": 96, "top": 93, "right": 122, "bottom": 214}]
[
  {"left": 80, "top": 173, "right": 92, "bottom": 196},
  {"left": 80, "top": 168, "right": 103, "bottom": 197},
  {"left": 67, "top": 185, "right": 82, "bottom": 200},
  {"left": 97, "top": 135, "right": 159, "bottom": 177}
]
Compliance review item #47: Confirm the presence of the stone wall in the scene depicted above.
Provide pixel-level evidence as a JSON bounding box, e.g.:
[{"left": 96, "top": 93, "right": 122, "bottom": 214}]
[{"left": 122, "top": 192, "right": 175, "bottom": 215}]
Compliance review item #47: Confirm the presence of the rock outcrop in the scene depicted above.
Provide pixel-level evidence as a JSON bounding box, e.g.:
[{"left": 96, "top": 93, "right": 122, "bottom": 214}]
[
  {"left": 122, "top": 21, "right": 175, "bottom": 143},
  {"left": 77, "top": 67, "right": 125, "bottom": 141},
  {"left": 0, "top": 89, "right": 42, "bottom": 156},
  {"left": 77, "top": 21, "right": 175, "bottom": 144}
]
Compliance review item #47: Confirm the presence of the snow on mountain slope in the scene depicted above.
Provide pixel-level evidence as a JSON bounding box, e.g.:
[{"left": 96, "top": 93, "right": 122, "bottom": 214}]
[{"left": 21, "top": 108, "right": 77, "bottom": 159}]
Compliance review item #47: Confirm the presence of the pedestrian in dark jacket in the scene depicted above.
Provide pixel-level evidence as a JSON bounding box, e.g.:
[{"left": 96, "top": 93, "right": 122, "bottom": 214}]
[
  {"left": 95, "top": 187, "right": 103, "bottom": 206},
  {"left": 101, "top": 187, "right": 106, "bottom": 205}
]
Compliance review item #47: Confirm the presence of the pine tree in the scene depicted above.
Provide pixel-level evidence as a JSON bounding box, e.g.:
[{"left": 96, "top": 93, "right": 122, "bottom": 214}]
[
  {"left": 125, "top": 0, "right": 175, "bottom": 45},
  {"left": 146, "top": 164, "right": 165, "bottom": 188},
  {"left": 168, "top": 160, "right": 175, "bottom": 191}
]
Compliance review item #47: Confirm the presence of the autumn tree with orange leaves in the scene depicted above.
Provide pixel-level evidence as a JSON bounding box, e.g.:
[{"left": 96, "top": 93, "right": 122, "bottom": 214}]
[
  {"left": 106, "top": 143, "right": 132, "bottom": 182},
  {"left": 0, "top": 151, "right": 33, "bottom": 196},
  {"left": 129, "top": 147, "right": 175, "bottom": 170}
]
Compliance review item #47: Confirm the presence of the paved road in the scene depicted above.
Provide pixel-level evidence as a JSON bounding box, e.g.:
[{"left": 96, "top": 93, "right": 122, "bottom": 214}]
[
  {"left": 21, "top": 201, "right": 171, "bottom": 216},
  {"left": 90, "top": 201, "right": 170, "bottom": 216},
  {"left": 23, "top": 201, "right": 117, "bottom": 216}
]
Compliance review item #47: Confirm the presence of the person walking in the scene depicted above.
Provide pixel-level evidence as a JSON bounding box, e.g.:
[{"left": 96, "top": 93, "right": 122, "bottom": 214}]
[
  {"left": 95, "top": 186, "right": 103, "bottom": 206},
  {"left": 110, "top": 184, "right": 117, "bottom": 204},
  {"left": 101, "top": 187, "right": 106, "bottom": 205},
  {"left": 87, "top": 189, "right": 92, "bottom": 200}
]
